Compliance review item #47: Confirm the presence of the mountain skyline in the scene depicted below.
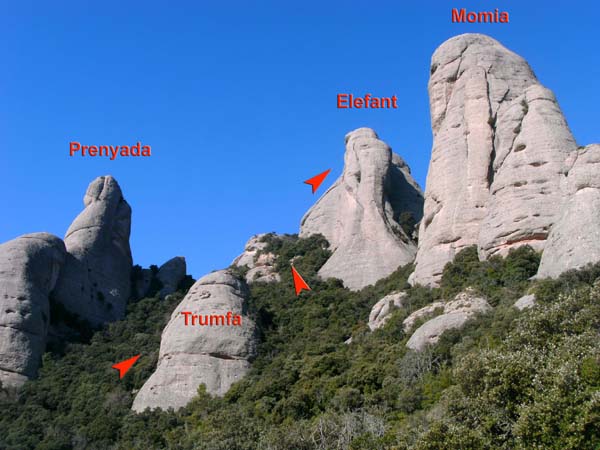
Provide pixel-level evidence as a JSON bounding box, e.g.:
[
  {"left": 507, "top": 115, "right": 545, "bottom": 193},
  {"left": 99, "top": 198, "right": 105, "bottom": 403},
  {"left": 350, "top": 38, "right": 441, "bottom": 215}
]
[{"left": 2, "top": 2, "right": 599, "bottom": 279}]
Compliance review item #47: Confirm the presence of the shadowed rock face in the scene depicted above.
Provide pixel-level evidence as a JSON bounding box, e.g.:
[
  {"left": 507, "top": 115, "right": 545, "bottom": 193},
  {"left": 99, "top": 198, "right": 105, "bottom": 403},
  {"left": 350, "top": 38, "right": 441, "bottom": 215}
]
[
  {"left": 132, "top": 270, "right": 257, "bottom": 412},
  {"left": 0, "top": 233, "right": 66, "bottom": 388},
  {"left": 157, "top": 256, "right": 186, "bottom": 298},
  {"left": 53, "top": 176, "right": 132, "bottom": 326},
  {"left": 300, "top": 128, "right": 424, "bottom": 290},
  {"left": 537, "top": 144, "right": 600, "bottom": 277},
  {"left": 410, "top": 33, "right": 578, "bottom": 287}
]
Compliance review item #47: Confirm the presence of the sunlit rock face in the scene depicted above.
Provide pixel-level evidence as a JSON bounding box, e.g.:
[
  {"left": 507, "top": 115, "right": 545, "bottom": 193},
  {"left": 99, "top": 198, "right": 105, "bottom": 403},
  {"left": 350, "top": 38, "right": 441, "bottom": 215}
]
[
  {"left": 132, "top": 270, "right": 257, "bottom": 412},
  {"left": 410, "top": 33, "right": 578, "bottom": 287},
  {"left": 53, "top": 176, "right": 133, "bottom": 325},
  {"left": 0, "top": 233, "right": 66, "bottom": 388},
  {"left": 537, "top": 144, "right": 600, "bottom": 278},
  {"left": 300, "top": 127, "right": 423, "bottom": 290}
]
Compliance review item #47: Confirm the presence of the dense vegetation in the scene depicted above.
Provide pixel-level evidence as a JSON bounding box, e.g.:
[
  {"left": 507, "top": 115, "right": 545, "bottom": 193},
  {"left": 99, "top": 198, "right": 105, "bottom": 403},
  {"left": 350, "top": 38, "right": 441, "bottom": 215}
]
[{"left": 0, "top": 235, "right": 598, "bottom": 449}]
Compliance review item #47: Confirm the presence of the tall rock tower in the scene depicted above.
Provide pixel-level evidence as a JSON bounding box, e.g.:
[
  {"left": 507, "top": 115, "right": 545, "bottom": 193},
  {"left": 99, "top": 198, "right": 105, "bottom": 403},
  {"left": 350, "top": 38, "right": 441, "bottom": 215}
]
[
  {"left": 300, "top": 128, "right": 423, "bottom": 290},
  {"left": 410, "top": 34, "right": 578, "bottom": 286},
  {"left": 53, "top": 176, "right": 133, "bottom": 325}
]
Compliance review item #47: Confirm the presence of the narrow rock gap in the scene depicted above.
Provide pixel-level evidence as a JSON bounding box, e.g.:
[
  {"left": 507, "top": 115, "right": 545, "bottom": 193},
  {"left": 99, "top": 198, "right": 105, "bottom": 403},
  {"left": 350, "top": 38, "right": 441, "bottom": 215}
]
[{"left": 485, "top": 72, "right": 497, "bottom": 191}]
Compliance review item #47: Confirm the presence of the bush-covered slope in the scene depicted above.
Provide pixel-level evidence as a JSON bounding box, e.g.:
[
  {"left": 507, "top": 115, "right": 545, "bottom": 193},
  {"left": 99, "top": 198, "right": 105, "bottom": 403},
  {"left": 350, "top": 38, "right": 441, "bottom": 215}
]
[{"left": 0, "top": 235, "right": 598, "bottom": 449}]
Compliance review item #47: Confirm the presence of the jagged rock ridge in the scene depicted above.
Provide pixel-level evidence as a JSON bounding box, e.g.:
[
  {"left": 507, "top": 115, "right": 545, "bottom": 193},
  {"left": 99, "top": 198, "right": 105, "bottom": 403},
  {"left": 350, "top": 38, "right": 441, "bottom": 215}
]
[
  {"left": 300, "top": 127, "right": 424, "bottom": 290},
  {"left": 232, "top": 234, "right": 280, "bottom": 284},
  {"left": 411, "top": 33, "right": 579, "bottom": 287}
]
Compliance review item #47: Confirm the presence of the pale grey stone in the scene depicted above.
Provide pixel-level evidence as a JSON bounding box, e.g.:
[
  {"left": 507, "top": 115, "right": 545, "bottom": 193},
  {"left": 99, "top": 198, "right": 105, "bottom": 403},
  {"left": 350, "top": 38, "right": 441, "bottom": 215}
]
[
  {"left": 300, "top": 127, "right": 423, "bottom": 290},
  {"left": 157, "top": 256, "right": 186, "bottom": 298},
  {"left": 406, "top": 290, "right": 491, "bottom": 351},
  {"left": 537, "top": 144, "right": 600, "bottom": 277},
  {"left": 132, "top": 270, "right": 257, "bottom": 411},
  {"left": 368, "top": 292, "right": 407, "bottom": 331},
  {"left": 232, "top": 234, "right": 280, "bottom": 284},
  {"left": 0, "top": 233, "right": 66, "bottom": 388},
  {"left": 514, "top": 294, "right": 536, "bottom": 310},
  {"left": 53, "top": 176, "right": 132, "bottom": 326},
  {"left": 402, "top": 302, "right": 445, "bottom": 333},
  {"left": 410, "top": 34, "right": 577, "bottom": 287},
  {"left": 232, "top": 234, "right": 269, "bottom": 269},
  {"left": 245, "top": 266, "right": 280, "bottom": 284},
  {"left": 406, "top": 313, "right": 472, "bottom": 352}
]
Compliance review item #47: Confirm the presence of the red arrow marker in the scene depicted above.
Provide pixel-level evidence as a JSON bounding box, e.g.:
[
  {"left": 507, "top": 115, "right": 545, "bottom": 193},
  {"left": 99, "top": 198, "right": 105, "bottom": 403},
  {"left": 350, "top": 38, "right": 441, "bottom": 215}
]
[
  {"left": 112, "top": 354, "right": 140, "bottom": 379},
  {"left": 291, "top": 266, "right": 311, "bottom": 296},
  {"left": 304, "top": 169, "right": 331, "bottom": 194}
]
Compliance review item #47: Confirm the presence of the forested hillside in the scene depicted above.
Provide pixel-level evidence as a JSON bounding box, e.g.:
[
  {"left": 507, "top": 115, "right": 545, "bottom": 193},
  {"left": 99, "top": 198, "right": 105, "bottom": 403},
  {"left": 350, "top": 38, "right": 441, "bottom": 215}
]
[{"left": 1, "top": 234, "right": 598, "bottom": 449}]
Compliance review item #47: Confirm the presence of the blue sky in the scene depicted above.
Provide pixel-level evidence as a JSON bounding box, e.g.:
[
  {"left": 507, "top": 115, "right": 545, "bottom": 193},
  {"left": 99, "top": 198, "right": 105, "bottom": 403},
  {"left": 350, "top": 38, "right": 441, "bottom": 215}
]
[{"left": 1, "top": 1, "right": 598, "bottom": 279}]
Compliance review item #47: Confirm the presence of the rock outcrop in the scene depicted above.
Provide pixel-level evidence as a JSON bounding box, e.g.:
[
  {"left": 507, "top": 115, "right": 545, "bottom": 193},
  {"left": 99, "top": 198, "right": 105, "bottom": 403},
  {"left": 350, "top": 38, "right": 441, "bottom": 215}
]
[
  {"left": 157, "top": 257, "right": 186, "bottom": 298},
  {"left": 0, "top": 233, "right": 66, "bottom": 388},
  {"left": 410, "top": 34, "right": 578, "bottom": 287},
  {"left": 403, "top": 301, "right": 445, "bottom": 333},
  {"left": 537, "top": 145, "right": 600, "bottom": 278},
  {"left": 514, "top": 294, "right": 536, "bottom": 311},
  {"left": 53, "top": 176, "right": 133, "bottom": 326},
  {"left": 132, "top": 270, "right": 257, "bottom": 411},
  {"left": 232, "top": 234, "right": 280, "bottom": 284},
  {"left": 300, "top": 128, "right": 424, "bottom": 290},
  {"left": 406, "top": 290, "right": 491, "bottom": 351},
  {"left": 368, "top": 292, "right": 406, "bottom": 331}
]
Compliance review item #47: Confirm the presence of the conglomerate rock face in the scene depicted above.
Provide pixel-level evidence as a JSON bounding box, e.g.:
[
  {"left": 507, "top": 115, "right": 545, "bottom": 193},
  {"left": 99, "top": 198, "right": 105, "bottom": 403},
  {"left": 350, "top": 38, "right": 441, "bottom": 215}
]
[
  {"left": 0, "top": 233, "right": 66, "bottom": 388},
  {"left": 132, "top": 270, "right": 257, "bottom": 412},
  {"left": 368, "top": 292, "right": 407, "bottom": 331},
  {"left": 300, "top": 127, "right": 423, "bottom": 290},
  {"left": 406, "top": 290, "right": 491, "bottom": 351},
  {"left": 410, "top": 33, "right": 578, "bottom": 287},
  {"left": 232, "top": 234, "right": 280, "bottom": 284},
  {"left": 53, "top": 176, "right": 133, "bottom": 325},
  {"left": 537, "top": 144, "right": 600, "bottom": 278}
]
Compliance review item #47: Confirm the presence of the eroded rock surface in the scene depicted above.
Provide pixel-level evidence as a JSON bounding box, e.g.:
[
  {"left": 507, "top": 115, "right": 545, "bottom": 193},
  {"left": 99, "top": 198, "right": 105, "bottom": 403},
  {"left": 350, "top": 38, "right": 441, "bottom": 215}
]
[
  {"left": 53, "top": 176, "right": 133, "bottom": 325},
  {"left": 132, "top": 270, "right": 257, "bottom": 411},
  {"left": 406, "top": 290, "right": 491, "bottom": 351},
  {"left": 0, "top": 233, "right": 66, "bottom": 388},
  {"left": 368, "top": 292, "right": 407, "bottom": 331},
  {"left": 537, "top": 145, "right": 600, "bottom": 277},
  {"left": 232, "top": 234, "right": 280, "bottom": 284},
  {"left": 300, "top": 128, "right": 423, "bottom": 290},
  {"left": 411, "top": 34, "right": 578, "bottom": 287},
  {"left": 403, "top": 301, "right": 445, "bottom": 333}
]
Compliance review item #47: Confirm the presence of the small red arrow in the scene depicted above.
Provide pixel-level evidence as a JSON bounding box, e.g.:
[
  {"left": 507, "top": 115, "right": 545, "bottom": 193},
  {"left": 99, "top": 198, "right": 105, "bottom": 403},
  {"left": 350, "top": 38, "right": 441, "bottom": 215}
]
[
  {"left": 291, "top": 266, "right": 311, "bottom": 296},
  {"left": 304, "top": 169, "right": 331, "bottom": 194},
  {"left": 112, "top": 355, "right": 140, "bottom": 379}
]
